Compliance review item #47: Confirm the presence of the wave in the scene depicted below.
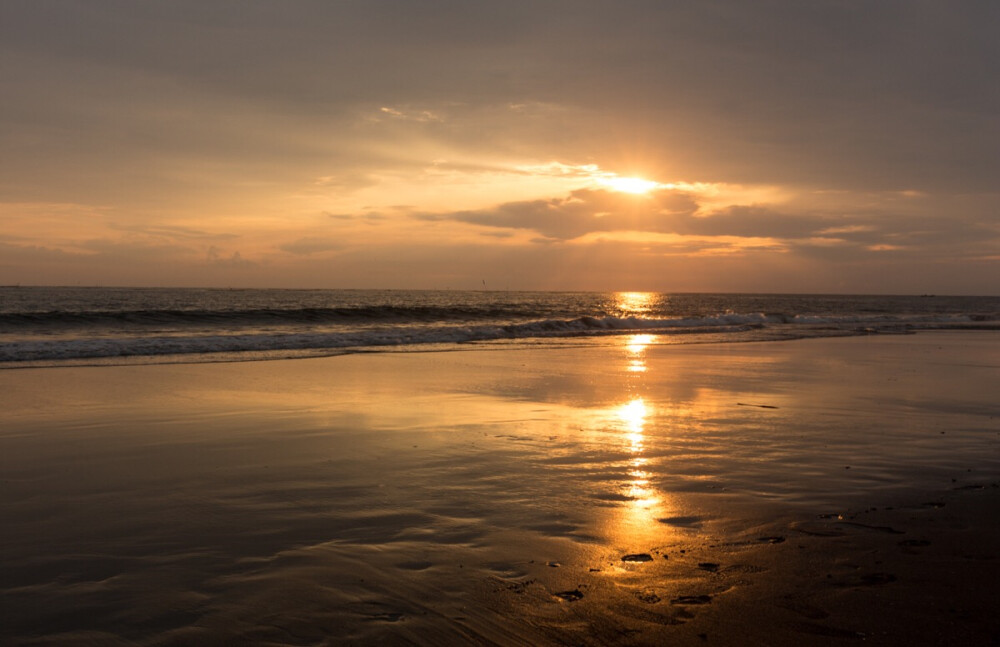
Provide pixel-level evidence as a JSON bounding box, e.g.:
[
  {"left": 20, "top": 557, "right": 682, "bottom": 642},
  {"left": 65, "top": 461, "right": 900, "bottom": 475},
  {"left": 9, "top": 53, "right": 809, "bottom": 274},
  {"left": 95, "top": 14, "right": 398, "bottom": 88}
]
[
  {"left": 4, "top": 305, "right": 991, "bottom": 331},
  {"left": 0, "top": 316, "right": 748, "bottom": 362},
  {"left": 0, "top": 304, "right": 559, "bottom": 331},
  {"left": 2, "top": 311, "right": 996, "bottom": 364}
]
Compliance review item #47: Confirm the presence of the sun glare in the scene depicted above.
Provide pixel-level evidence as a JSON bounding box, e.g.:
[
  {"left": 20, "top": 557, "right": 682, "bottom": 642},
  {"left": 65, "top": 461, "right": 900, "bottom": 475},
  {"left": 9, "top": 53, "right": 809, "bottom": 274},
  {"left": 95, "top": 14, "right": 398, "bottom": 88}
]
[
  {"left": 599, "top": 176, "right": 660, "bottom": 194},
  {"left": 616, "top": 291, "right": 655, "bottom": 315}
]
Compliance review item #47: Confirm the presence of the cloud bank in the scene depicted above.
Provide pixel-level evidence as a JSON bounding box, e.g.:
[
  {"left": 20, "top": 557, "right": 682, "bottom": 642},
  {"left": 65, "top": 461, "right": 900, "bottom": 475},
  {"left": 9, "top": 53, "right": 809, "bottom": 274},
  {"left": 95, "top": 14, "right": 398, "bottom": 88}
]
[{"left": 0, "top": 1, "right": 996, "bottom": 292}]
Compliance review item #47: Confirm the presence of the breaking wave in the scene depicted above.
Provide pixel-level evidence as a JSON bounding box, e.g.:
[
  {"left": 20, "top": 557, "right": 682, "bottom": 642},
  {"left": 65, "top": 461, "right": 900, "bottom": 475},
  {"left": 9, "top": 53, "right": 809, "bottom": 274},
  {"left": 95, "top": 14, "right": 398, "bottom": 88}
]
[{"left": 3, "top": 311, "right": 996, "bottom": 365}]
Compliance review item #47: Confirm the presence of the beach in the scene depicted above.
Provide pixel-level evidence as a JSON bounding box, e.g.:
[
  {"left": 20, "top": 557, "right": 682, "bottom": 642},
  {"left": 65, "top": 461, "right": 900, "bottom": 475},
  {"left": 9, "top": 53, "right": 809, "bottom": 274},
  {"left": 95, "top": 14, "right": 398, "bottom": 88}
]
[{"left": 2, "top": 331, "right": 998, "bottom": 645}]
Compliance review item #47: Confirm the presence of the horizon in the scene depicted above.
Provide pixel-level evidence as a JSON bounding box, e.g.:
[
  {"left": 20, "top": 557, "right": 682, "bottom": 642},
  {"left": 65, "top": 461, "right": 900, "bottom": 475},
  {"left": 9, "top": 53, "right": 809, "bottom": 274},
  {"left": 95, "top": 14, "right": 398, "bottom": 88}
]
[
  {"left": 3, "top": 284, "right": 996, "bottom": 299},
  {"left": 1, "top": 2, "right": 997, "bottom": 294}
]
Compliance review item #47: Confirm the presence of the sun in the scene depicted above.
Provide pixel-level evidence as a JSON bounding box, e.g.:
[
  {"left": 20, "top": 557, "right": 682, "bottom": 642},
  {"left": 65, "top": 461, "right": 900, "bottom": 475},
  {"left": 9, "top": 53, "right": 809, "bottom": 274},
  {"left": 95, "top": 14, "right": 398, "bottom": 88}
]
[{"left": 598, "top": 175, "right": 660, "bottom": 194}]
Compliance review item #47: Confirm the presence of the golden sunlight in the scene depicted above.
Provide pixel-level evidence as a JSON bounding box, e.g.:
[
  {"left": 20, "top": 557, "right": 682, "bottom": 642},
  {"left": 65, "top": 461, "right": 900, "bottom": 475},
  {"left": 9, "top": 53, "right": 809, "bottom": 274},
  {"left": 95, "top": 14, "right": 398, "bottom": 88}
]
[
  {"left": 613, "top": 396, "right": 666, "bottom": 541},
  {"left": 598, "top": 176, "right": 660, "bottom": 194},
  {"left": 626, "top": 333, "right": 654, "bottom": 355},
  {"left": 626, "top": 334, "right": 653, "bottom": 372},
  {"left": 627, "top": 359, "right": 647, "bottom": 373},
  {"left": 617, "top": 397, "right": 648, "bottom": 448},
  {"left": 616, "top": 291, "right": 655, "bottom": 316}
]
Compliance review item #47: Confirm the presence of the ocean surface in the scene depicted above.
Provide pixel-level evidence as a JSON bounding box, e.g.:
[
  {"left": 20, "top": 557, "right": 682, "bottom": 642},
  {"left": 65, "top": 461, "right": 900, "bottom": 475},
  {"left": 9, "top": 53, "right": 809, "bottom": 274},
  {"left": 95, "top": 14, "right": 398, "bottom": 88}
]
[{"left": 1, "top": 287, "right": 997, "bottom": 367}]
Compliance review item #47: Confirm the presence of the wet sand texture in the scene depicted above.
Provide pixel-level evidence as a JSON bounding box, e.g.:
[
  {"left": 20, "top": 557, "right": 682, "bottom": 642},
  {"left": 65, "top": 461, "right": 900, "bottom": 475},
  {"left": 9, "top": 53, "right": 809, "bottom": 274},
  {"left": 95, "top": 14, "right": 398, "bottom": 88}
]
[{"left": 1, "top": 331, "right": 998, "bottom": 645}]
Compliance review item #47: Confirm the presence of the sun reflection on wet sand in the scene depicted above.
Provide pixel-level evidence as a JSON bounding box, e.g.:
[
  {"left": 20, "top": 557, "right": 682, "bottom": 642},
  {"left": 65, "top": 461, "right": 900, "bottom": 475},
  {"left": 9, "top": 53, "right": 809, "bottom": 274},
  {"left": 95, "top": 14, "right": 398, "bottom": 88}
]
[
  {"left": 625, "top": 333, "right": 653, "bottom": 354},
  {"left": 618, "top": 397, "right": 647, "bottom": 445},
  {"left": 625, "top": 333, "right": 653, "bottom": 373},
  {"left": 611, "top": 396, "right": 669, "bottom": 541},
  {"left": 604, "top": 331, "right": 679, "bottom": 546}
]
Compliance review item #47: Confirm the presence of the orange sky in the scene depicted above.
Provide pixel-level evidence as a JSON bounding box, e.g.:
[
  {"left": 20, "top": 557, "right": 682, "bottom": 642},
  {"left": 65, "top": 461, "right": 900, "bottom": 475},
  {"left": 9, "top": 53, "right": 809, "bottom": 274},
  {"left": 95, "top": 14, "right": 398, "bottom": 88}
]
[{"left": 1, "top": 2, "right": 997, "bottom": 293}]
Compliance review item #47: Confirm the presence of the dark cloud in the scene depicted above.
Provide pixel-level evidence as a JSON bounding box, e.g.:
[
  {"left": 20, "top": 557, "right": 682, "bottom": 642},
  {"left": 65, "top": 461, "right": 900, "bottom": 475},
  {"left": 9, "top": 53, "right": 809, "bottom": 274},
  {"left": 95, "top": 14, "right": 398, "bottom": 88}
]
[
  {"left": 419, "top": 189, "right": 698, "bottom": 239},
  {"left": 418, "top": 188, "right": 1000, "bottom": 262},
  {"left": 417, "top": 189, "right": 818, "bottom": 241},
  {"left": 675, "top": 206, "right": 826, "bottom": 240}
]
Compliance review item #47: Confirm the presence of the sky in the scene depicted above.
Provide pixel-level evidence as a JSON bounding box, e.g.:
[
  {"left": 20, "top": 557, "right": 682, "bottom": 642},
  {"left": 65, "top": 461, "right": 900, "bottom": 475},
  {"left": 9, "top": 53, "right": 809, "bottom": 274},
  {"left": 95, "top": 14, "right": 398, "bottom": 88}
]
[{"left": 1, "top": 1, "right": 997, "bottom": 293}]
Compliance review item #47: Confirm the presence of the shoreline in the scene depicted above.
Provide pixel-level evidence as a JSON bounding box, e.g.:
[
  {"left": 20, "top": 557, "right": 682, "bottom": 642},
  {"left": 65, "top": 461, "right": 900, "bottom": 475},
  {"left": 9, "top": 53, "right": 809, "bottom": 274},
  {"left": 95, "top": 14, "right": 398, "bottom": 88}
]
[
  {"left": 2, "top": 331, "right": 998, "bottom": 645},
  {"left": 2, "top": 325, "right": 998, "bottom": 372}
]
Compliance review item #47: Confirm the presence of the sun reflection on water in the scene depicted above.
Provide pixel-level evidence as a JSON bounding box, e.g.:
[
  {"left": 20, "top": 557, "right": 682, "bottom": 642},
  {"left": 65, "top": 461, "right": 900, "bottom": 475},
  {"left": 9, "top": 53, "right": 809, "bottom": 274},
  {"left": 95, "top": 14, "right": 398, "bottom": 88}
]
[{"left": 615, "top": 291, "right": 655, "bottom": 317}]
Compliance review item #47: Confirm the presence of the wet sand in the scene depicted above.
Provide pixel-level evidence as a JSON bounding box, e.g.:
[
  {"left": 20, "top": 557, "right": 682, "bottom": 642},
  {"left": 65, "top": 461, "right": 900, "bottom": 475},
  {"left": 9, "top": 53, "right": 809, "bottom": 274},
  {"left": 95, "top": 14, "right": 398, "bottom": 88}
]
[{"left": 1, "top": 331, "right": 998, "bottom": 645}]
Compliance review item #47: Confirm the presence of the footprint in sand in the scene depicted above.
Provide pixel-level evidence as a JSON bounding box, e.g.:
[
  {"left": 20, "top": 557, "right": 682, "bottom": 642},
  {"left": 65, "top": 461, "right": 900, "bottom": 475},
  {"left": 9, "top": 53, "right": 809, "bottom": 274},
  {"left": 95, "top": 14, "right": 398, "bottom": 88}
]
[
  {"left": 793, "top": 621, "right": 865, "bottom": 639},
  {"left": 839, "top": 521, "right": 904, "bottom": 534},
  {"left": 833, "top": 572, "right": 897, "bottom": 587},
  {"left": 791, "top": 521, "right": 848, "bottom": 537},
  {"left": 370, "top": 612, "right": 404, "bottom": 622},
  {"left": 859, "top": 573, "right": 896, "bottom": 585},
  {"left": 554, "top": 589, "right": 584, "bottom": 602},
  {"left": 775, "top": 596, "right": 830, "bottom": 620},
  {"left": 634, "top": 590, "right": 661, "bottom": 604},
  {"left": 898, "top": 539, "right": 931, "bottom": 547}
]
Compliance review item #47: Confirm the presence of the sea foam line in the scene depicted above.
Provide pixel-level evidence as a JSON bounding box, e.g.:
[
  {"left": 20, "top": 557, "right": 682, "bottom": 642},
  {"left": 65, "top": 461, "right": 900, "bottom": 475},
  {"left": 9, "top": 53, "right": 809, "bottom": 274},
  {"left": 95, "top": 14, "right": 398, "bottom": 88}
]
[{"left": 0, "top": 312, "right": 993, "bottom": 363}]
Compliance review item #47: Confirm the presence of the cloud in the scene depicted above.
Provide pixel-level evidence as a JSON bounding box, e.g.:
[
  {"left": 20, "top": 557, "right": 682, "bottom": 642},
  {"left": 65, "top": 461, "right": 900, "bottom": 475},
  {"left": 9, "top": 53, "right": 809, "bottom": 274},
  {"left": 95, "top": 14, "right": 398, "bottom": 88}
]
[
  {"left": 207, "top": 247, "right": 257, "bottom": 268},
  {"left": 5, "top": 1, "right": 997, "bottom": 197},
  {"left": 80, "top": 238, "right": 196, "bottom": 259},
  {"left": 314, "top": 174, "right": 381, "bottom": 191},
  {"left": 325, "top": 211, "right": 388, "bottom": 224},
  {"left": 107, "top": 223, "right": 239, "bottom": 242},
  {"left": 279, "top": 238, "right": 344, "bottom": 255},
  {"left": 376, "top": 106, "right": 443, "bottom": 123},
  {"left": 418, "top": 188, "right": 698, "bottom": 240},
  {"left": 673, "top": 205, "right": 827, "bottom": 240},
  {"left": 413, "top": 187, "right": 1000, "bottom": 265},
  {"left": 415, "top": 188, "right": 818, "bottom": 241}
]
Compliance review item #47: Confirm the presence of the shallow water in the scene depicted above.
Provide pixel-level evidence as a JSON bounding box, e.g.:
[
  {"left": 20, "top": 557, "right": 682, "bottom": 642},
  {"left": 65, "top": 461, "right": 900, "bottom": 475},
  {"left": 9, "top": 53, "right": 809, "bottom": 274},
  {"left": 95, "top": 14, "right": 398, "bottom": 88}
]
[
  {"left": 3, "top": 287, "right": 997, "bottom": 365},
  {"left": 1, "top": 332, "right": 998, "bottom": 644}
]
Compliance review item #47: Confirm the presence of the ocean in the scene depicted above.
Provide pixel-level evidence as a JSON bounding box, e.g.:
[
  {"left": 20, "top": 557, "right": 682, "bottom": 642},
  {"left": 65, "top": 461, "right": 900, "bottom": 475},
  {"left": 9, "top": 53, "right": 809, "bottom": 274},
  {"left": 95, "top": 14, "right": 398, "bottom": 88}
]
[{"left": 1, "top": 286, "right": 997, "bottom": 367}]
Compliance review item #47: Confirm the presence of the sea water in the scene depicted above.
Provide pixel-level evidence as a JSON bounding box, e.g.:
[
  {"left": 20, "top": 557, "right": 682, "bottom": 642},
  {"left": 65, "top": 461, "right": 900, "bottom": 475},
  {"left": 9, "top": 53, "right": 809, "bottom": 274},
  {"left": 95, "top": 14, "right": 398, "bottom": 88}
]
[{"left": 1, "top": 287, "right": 997, "bottom": 366}]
